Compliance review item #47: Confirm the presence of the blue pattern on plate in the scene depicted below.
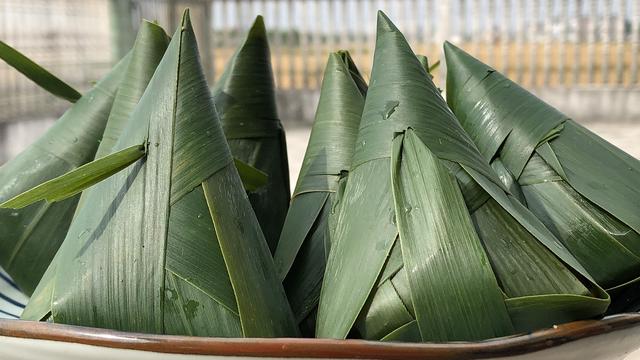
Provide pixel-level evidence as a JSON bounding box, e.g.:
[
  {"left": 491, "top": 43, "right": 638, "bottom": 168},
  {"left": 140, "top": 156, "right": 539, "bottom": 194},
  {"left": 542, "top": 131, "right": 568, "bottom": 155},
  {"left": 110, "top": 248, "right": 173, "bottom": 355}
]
[{"left": 0, "top": 268, "right": 28, "bottom": 319}]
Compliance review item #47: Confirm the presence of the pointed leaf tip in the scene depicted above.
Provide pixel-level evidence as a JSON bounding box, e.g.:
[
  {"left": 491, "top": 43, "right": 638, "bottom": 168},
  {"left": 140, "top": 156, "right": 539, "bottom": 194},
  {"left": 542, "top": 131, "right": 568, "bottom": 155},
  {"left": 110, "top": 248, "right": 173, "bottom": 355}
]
[
  {"left": 328, "top": 50, "right": 348, "bottom": 68},
  {"left": 376, "top": 10, "right": 398, "bottom": 33},
  {"left": 443, "top": 41, "right": 491, "bottom": 72},
  {"left": 443, "top": 40, "right": 456, "bottom": 51},
  {"left": 444, "top": 41, "right": 496, "bottom": 106},
  {"left": 246, "top": 15, "right": 268, "bottom": 44},
  {"left": 0, "top": 40, "right": 81, "bottom": 102},
  {"left": 181, "top": 8, "right": 192, "bottom": 28},
  {"left": 443, "top": 41, "right": 465, "bottom": 62}
]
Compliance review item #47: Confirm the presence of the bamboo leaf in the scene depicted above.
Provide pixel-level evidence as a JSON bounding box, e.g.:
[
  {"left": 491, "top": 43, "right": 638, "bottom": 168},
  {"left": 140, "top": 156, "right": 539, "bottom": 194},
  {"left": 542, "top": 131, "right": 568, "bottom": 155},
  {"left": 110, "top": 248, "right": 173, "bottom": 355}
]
[
  {"left": 0, "top": 152, "right": 266, "bottom": 211},
  {"left": 416, "top": 55, "right": 439, "bottom": 76},
  {"left": 233, "top": 158, "right": 268, "bottom": 192},
  {"left": 444, "top": 41, "right": 565, "bottom": 175},
  {"left": 317, "top": 157, "right": 397, "bottom": 339},
  {"left": 380, "top": 321, "right": 420, "bottom": 342},
  {"left": 317, "top": 11, "right": 503, "bottom": 340},
  {"left": 321, "top": 13, "right": 609, "bottom": 342},
  {"left": 163, "top": 186, "right": 240, "bottom": 337},
  {"left": 392, "top": 129, "right": 513, "bottom": 341},
  {"left": 348, "top": 20, "right": 502, "bottom": 188},
  {"left": 282, "top": 196, "right": 332, "bottom": 327},
  {"left": 212, "top": 15, "right": 290, "bottom": 253},
  {"left": 274, "top": 51, "right": 366, "bottom": 330},
  {"left": 473, "top": 197, "right": 590, "bottom": 298},
  {"left": 0, "top": 40, "right": 81, "bottom": 102},
  {"left": 356, "top": 273, "right": 415, "bottom": 340},
  {"left": 444, "top": 41, "right": 640, "bottom": 306},
  {"left": 1, "top": 21, "right": 168, "bottom": 299},
  {"left": 491, "top": 158, "right": 527, "bottom": 204},
  {"left": 0, "top": 54, "right": 128, "bottom": 295},
  {"left": 546, "top": 121, "right": 640, "bottom": 235},
  {"left": 428, "top": 60, "right": 441, "bottom": 74},
  {"left": 416, "top": 55, "right": 429, "bottom": 71},
  {"left": 20, "top": 21, "right": 169, "bottom": 314},
  {"left": 520, "top": 155, "right": 640, "bottom": 289},
  {"left": 463, "top": 164, "right": 610, "bottom": 331},
  {"left": 26, "top": 24, "right": 169, "bottom": 323},
  {"left": 163, "top": 269, "right": 241, "bottom": 337},
  {"left": 93, "top": 21, "right": 170, "bottom": 159},
  {"left": 275, "top": 192, "right": 328, "bottom": 280},
  {"left": 6, "top": 22, "right": 170, "bottom": 211},
  {"left": 203, "top": 166, "right": 298, "bottom": 337},
  {"left": 0, "top": 144, "right": 146, "bottom": 209},
  {"left": 22, "top": 10, "right": 297, "bottom": 337}
]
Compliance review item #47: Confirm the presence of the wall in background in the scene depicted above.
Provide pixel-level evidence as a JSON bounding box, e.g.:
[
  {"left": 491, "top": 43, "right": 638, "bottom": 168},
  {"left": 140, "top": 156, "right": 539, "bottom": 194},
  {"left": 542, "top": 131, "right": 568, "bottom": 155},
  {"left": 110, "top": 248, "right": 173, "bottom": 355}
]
[{"left": 0, "top": 0, "right": 639, "bottom": 161}]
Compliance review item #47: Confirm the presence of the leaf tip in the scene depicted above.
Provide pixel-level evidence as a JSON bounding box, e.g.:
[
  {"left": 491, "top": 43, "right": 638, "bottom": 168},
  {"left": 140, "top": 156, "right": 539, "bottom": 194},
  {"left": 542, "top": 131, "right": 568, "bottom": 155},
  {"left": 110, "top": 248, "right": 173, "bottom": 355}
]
[
  {"left": 416, "top": 54, "right": 429, "bottom": 70},
  {"left": 180, "top": 8, "right": 192, "bottom": 29},
  {"left": 376, "top": 10, "right": 398, "bottom": 34},
  {"left": 443, "top": 41, "right": 464, "bottom": 62},
  {"left": 245, "top": 15, "right": 268, "bottom": 47},
  {"left": 443, "top": 41, "right": 492, "bottom": 75},
  {"left": 328, "top": 50, "right": 349, "bottom": 69}
]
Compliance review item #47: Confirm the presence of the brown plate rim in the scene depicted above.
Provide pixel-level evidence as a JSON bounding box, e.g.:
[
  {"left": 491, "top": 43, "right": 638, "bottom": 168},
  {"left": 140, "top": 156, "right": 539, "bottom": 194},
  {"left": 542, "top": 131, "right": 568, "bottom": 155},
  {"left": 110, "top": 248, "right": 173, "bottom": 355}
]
[{"left": 0, "top": 314, "right": 639, "bottom": 359}]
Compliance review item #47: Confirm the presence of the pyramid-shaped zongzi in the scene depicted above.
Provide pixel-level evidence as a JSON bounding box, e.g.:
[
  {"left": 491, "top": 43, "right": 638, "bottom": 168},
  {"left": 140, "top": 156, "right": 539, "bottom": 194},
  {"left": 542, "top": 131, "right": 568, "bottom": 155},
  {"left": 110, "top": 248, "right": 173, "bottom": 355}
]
[
  {"left": 317, "top": 12, "right": 608, "bottom": 342},
  {"left": 445, "top": 41, "right": 640, "bottom": 311},
  {"left": 12, "top": 11, "right": 297, "bottom": 337},
  {"left": 212, "top": 16, "right": 290, "bottom": 253},
  {"left": 274, "top": 50, "right": 366, "bottom": 335}
]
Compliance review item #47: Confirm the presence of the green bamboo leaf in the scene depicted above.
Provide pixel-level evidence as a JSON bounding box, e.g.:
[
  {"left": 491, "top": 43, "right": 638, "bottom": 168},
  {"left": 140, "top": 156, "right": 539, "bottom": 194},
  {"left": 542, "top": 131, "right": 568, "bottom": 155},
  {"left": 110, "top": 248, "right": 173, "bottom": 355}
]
[
  {"left": 356, "top": 268, "right": 415, "bottom": 341},
  {"left": 281, "top": 196, "right": 331, "bottom": 328},
  {"left": 519, "top": 154, "right": 640, "bottom": 290},
  {"left": 276, "top": 192, "right": 328, "bottom": 281},
  {"left": 212, "top": 15, "right": 290, "bottom": 253},
  {"left": 473, "top": 197, "right": 590, "bottom": 298},
  {"left": 392, "top": 129, "right": 513, "bottom": 341},
  {"left": 444, "top": 42, "right": 565, "bottom": 174},
  {"left": 545, "top": 121, "right": 640, "bottom": 235},
  {"left": 0, "top": 144, "right": 146, "bottom": 209},
  {"left": 445, "top": 41, "right": 640, "bottom": 307},
  {"left": 317, "top": 11, "right": 504, "bottom": 340},
  {"left": 94, "top": 21, "right": 170, "bottom": 159},
  {"left": 319, "top": 12, "right": 608, "bottom": 342},
  {"left": 416, "top": 55, "right": 439, "bottom": 76},
  {"left": 233, "top": 158, "right": 268, "bottom": 192},
  {"left": 22, "top": 10, "right": 297, "bottom": 337},
  {"left": 380, "top": 320, "right": 420, "bottom": 342},
  {"left": 0, "top": 152, "right": 265, "bottom": 211},
  {"left": 491, "top": 158, "right": 527, "bottom": 204},
  {"left": 0, "top": 40, "right": 81, "bottom": 102},
  {"left": 428, "top": 60, "right": 441, "bottom": 74},
  {"left": 21, "top": 20, "right": 170, "bottom": 319},
  {"left": 273, "top": 51, "right": 366, "bottom": 331},
  {"left": 317, "top": 158, "right": 396, "bottom": 339},
  {"left": 416, "top": 55, "right": 429, "bottom": 72},
  {"left": 0, "top": 54, "right": 128, "bottom": 295},
  {"left": 203, "top": 167, "right": 298, "bottom": 337}
]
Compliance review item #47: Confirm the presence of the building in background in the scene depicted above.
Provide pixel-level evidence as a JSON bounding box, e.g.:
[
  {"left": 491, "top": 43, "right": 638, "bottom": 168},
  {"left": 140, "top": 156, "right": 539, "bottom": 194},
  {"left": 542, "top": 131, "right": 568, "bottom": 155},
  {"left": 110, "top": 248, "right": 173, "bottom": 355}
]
[{"left": 0, "top": 0, "right": 639, "bottom": 162}]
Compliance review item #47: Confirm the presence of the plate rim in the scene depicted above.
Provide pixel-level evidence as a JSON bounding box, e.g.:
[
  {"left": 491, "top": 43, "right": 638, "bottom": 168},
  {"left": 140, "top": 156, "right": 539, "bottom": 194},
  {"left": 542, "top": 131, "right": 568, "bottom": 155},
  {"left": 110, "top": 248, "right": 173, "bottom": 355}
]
[{"left": 1, "top": 314, "right": 639, "bottom": 359}]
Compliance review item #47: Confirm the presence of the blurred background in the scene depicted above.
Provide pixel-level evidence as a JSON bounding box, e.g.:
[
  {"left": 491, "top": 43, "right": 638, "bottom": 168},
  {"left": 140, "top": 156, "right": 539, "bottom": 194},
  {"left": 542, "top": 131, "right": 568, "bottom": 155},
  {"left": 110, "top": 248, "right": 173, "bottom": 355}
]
[{"left": 0, "top": 0, "right": 639, "bottom": 186}]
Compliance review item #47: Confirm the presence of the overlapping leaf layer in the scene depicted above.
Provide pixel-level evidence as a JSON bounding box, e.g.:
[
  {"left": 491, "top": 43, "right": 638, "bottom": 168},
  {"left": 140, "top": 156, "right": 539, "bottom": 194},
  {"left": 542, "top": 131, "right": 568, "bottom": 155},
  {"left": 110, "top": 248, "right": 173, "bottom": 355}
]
[{"left": 445, "top": 42, "right": 640, "bottom": 310}]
